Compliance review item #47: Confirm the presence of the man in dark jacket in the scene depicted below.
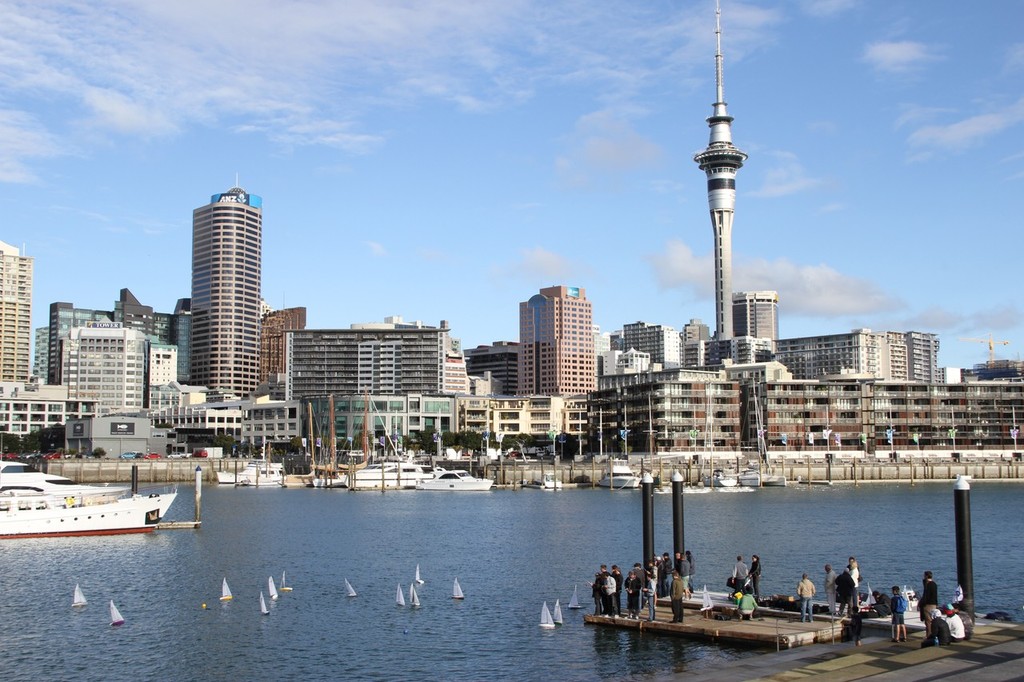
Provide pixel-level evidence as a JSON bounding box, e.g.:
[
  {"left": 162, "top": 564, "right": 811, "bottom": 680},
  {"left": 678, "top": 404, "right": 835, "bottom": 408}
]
[
  {"left": 836, "top": 568, "right": 857, "bottom": 617},
  {"left": 920, "top": 571, "right": 939, "bottom": 631},
  {"left": 871, "top": 590, "right": 891, "bottom": 616},
  {"left": 611, "top": 565, "right": 624, "bottom": 616}
]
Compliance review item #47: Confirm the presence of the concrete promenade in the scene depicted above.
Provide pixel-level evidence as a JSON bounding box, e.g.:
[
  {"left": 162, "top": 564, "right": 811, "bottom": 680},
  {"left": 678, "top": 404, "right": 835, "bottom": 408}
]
[{"left": 690, "top": 621, "right": 1024, "bottom": 681}]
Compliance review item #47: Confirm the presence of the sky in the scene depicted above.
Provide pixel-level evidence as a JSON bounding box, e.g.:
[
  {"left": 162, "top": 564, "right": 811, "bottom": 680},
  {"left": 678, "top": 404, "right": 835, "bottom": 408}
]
[{"left": 2, "top": 0, "right": 1023, "bottom": 371}]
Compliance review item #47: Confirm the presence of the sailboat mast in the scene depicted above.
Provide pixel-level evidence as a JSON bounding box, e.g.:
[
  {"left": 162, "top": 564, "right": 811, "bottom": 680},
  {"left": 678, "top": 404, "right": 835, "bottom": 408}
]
[
  {"left": 307, "top": 401, "right": 316, "bottom": 477},
  {"left": 329, "top": 394, "right": 337, "bottom": 474}
]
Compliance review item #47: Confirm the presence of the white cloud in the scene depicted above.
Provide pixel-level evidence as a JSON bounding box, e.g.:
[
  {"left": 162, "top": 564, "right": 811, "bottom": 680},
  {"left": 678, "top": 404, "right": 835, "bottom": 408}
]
[
  {"left": 494, "top": 246, "right": 583, "bottom": 282},
  {"left": 749, "top": 151, "right": 824, "bottom": 198},
  {"left": 862, "top": 41, "right": 939, "bottom": 74},
  {"left": 907, "top": 98, "right": 1024, "bottom": 154},
  {"left": 365, "top": 241, "right": 387, "bottom": 256},
  {"left": 555, "top": 110, "right": 663, "bottom": 189},
  {"left": 799, "top": 0, "right": 860, "bottom": 18},
  {"left": 1006, "top": 43, "right": 1024, "bottom": 72},
  {"left": 647, "top": 239, "right": 901, "bottom": 318},
  {"left": 0, "top": 109, "right": 61, "bottom": 183}
]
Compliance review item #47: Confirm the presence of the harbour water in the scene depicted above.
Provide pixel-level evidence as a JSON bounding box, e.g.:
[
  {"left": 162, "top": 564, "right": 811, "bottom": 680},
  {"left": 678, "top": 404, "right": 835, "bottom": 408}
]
[{"left": 1, "top": 480, "right": 1019, "bottom": 681}]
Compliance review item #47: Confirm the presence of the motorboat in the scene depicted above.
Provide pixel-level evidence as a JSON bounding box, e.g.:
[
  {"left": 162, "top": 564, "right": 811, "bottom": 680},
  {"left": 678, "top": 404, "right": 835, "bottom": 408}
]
[
  {"left": 738, "top": 467, "right": 787, "bottom": 487},
  {"left": 310, "top": 472, "right": 348, "bottom": 489},
  {"left": 416, "top": 468, "right": 493, "bottom": 491},
  {"left": 216, "top": 460, "right": 286, "bottom": 487},
  {"left": 0, "top": 462, "right": 128, "bottom": 497},
  {"left": 523, "top": 473, "right": 562, "bottom": 490},
  {"left": 350, "top": 461, "right": 434, "bottom": 490},
  {"left": 0, "top": 485, "right": 177, "bottom": 539},
  {"left": 704, "top": 469, "right": 739, "bottom": 488},
  {"left": 597, "top": 459, "right": 640, "bottom": 489}
]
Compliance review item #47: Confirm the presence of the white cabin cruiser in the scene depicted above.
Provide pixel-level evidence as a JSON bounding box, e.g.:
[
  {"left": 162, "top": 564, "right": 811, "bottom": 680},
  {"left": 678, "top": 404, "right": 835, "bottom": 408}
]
[
  {"left": 0, "top": 462, "right": 128, "bottom": 497},
  {"left": 217, "top": 460, "right": 286, "bottom": 487},
  {"left": 350, "top": 461, "right": 434, "bottom": 490},
  {"left": 416, "top": 468, "right": 493, "bottom": 491},
  {"left": 597, "top": 460, "right": 640, "bottom": 489},
  {"left": 0, "top": 485, "right": 177, "bottom": 539},
  {"left": 704, "top": 469, "right": 739, "bottom": 488}
]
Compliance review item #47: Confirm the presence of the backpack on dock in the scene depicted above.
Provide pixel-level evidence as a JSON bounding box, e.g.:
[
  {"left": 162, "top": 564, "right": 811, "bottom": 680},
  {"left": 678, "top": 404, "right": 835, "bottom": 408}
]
[{"left": 892, "top": 594, "right": 908, "bottom": 614}]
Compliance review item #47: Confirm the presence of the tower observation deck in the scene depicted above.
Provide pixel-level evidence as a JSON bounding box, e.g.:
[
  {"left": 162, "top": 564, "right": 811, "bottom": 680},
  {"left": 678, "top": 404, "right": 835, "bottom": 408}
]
[{"left": 693, "top": 1, "right": 747, "bottom": 341}]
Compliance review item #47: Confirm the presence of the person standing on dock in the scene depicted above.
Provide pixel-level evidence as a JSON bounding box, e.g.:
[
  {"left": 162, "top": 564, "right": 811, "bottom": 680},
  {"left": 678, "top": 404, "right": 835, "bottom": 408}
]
[
  {"left": 670, "top": 570, "right": 686, "bottom": 622},
  {"left": 590, "top": 572, "right": 604, "bottom": 615},
  {"left": 731, "top": 555, "right": 748, "bottom": 591},
  {"left": 824, "top": 564, "right": 838, "bottom": 615},
  {"left": 749, "top": 555, "right": 762, "bottom": 601},
  {"left": 601, "top": 566, "right": 616, "bottom": 617},
  {"left": 625, "top": 568, "right": 642, "bottom": 619},
  {"left": 836, "top": 568, "right": 857, "bottom": 617},
  {"left": 611, "top": 565, "right": 624, "bottom": 616},
  {"left": 644, "top": 570, "right": 657, "bottom": 621},
  {"left": 919, "top": 571, "right": 939, "bottom": 631},
  {"left": 659, "top": 553, "right": 672, "bottom": 597},
  {"left": 797, "top": 573, "right": 816, "bottom": 622},
  {"left": 685, "top": 550, "right": 695, "bottom": 588},
  {"left": 677, "top": 552, "right": 691, "bottom": 600},
  {"left": 891, "top": 586, "right": 909, "bottom": 642}
]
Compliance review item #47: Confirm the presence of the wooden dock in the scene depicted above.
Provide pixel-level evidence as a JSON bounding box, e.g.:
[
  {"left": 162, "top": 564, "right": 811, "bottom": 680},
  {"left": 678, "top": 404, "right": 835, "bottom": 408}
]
[
  {"left": 156, "top": 520, "right": 201, "bottom": 530},
  {"left": 585, "top": 597, "right": 864, "bottom": 649}
]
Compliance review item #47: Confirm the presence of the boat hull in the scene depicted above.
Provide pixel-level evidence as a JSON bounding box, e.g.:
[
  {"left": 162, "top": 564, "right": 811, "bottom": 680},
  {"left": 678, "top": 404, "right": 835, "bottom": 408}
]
[
  {"left": 597, "top": 475, "right": 640, "bottom": 489},
  {"left": 0, "top": 490, "right": 177, "bottom": 539}
]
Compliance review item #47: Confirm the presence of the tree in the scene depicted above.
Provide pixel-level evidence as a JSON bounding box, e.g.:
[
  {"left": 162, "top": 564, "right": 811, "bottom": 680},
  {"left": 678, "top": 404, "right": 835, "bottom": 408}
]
[{"left": 92, "top": 447, "right": 106, "bottom": 458}]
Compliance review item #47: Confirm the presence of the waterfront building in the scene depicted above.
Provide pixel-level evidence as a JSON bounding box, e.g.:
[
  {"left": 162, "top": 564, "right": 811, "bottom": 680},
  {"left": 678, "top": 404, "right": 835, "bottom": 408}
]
[
  {"left": 598, "top": 348, "right": 652, "bottom": 376},
  {"left": 190, "top": 186, "right": 262, "bottom": 397},
  {"left": 455, "top": 394, "right": 588, "bottom": 448},
  {"left": 0, "top": 381, "right": 98, "bottom": 438},
  {"left": 260, "top": 306, "right": 306, "bottom": 384},
  {"left": 172, "top": 298, "right": 192, "bottom": 383},
  {"left": 33, "top": 327, "right": 47, "bottom": 380},
  {"left": 591, "top": 368, "right": 739, "bottom": 454},
  {"left": 518, "top": 285, "right": 596, "bottom": 396},
  {"left": 148, "top": 396, "right": 243, "bottom": 451},
  {"left": 59, "top": 324, "right": 147, "bottom": 415},
  {"left": 303, "top": 393, "right": 454, "bottom": 454},
  {"left": 465, "top": 341, "right": 519, "bottom": 395},
  {"left": 622, "top": 321, "right": 682, "bottom": 367},
  {"left": 0, "top": 241, "right": 33, "bottom": 382},
  {"left": 904, "top": 331, "right": 941, "bottom": 382},
  {"left": 693, "top": 6, "right": 746, "bottom": 341},
  {"left": 241, "top": 396, "right": 303, "bottom": 452},
  {"left": 732, "top": 291, "right": 779, "bottom": 340},
  {"left": 286, "top": 317, "right": 461, "bottom": 399},
  {"left": 65, "top": 414, "right": 167, "bottom": 457}
]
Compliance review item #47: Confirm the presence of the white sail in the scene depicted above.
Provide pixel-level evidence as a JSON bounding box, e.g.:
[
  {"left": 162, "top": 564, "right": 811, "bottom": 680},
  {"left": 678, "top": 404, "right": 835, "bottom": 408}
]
[
  {"left": 568, "top": 584, "right": 581, "bottom": 609},
  {"left": 268, "top": 576, "right": 279, "bottom": 601},
  {"left": 415, "top": 564, "right": 424, "bottom": 585},
  {"left": 260, "top": 591, "right": 269, "bottom": 615},
  {"left": 281, "top": 571, "right": 293, "bottom": 592},
  {"left": 72, "top": 583, "right": 87, "bottom": 608},
  {"left": 866, "top": 584, "right": 876, "bottom": 607},
  {"left": 109, "top": 600, "right": 125, "bottom": 627},
  {"left": 396, "top": 583, "right": 406, "bottom": 607},
  {"left": 701, "top": 585, "right": 714, "bottom": 612},
  {"left": 452, "top": 577, "right": 465, "bottom": 600},
  {"left": 220, "top": 577, "right": 233, "bottom": 601},
  {"left": 345, "top": 578, "right": 357, "bottom": 598},
  {"left": 553, "top": 599, "right": 563, "bottom": 625},
  {"left": 410, "top": 583, "right": 420, "bottom": 608},
  {"left": 539, "top": 601, "right": 555, "bottom": 629}
]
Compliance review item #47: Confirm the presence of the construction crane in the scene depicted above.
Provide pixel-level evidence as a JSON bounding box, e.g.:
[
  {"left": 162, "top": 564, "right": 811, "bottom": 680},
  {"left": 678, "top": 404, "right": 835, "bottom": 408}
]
[{"left": 959, "top": 335, "right": 1010, "bottom": 364}]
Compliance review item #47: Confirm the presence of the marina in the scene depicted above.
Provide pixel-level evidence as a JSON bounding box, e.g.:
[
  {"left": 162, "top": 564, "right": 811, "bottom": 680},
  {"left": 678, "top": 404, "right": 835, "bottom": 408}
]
[{"left": 1, "top": 480, "right": 1021, "bottom": 680}]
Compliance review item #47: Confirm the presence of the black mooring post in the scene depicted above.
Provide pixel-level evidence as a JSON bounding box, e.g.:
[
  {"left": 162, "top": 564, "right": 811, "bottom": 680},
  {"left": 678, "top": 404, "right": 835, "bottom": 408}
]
[
  {"left": 641, "top": 473, "right": 654, "bottom": 566},
  {"left": 953, "top": 475, "right": 975, "bottom": 618},
  {"left": 131, "top": 464, "right": 138, "bottom": 496},
  {"left": 671, "top": 470, "right": 685, "bottom": 558}
]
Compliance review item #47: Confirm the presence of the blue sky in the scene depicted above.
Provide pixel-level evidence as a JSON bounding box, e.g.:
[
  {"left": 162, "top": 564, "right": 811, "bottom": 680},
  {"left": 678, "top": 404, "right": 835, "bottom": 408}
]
[{"left": 2, "top": 1, "right": 1022, "bottom": 371}]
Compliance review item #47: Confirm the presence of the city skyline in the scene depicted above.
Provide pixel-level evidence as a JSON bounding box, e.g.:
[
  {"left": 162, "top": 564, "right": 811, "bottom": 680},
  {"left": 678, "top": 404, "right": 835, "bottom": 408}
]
[{"left": 2, "top": 2, "right": 1022, "bottom": 370}]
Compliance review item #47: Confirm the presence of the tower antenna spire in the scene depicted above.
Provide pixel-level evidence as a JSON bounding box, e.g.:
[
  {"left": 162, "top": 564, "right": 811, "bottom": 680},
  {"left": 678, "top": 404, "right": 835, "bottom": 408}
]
[{"left": 715, "top": 0, "right": 725, "bottom": 106}]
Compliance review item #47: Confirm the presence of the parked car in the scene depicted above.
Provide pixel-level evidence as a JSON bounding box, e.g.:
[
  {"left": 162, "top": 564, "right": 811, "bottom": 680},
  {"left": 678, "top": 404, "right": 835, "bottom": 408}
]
[
  {"left": 118, "top": 451, "right": 142, "bottom": 459},
  {"left": 167, "top": 452, "right": 189, "bottom": 459},
  {"left": 143, "top": 453, "right": 161, "bottom": 459},
  {"left": 42, "top": 452, "right": 62, "bottom": 460},
  {"left": 1, "top": 452, "right": 19, "bottom": 461}
]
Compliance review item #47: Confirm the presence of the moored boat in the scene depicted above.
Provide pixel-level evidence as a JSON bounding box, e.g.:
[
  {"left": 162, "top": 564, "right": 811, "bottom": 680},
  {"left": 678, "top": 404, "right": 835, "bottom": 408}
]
[
  {"left": 704, "top": 468, "right": 739, "bottom": 488},
  {"left": 597, "top": 460, "right": 640, "bottom": 489},
  {"left": 351, "top": 461, "right": 434, "bottom": 490},
  {"left": 417, "top": 468, "right": 492, "bottom": 491},
  {"left": 523, "top": 472, "right": 562, "bottom": 490},
  {"left": 217, "top": 460, "right": 286, "bottom": 487},
  {"left": 0, "top": 485, "right": 177, "bottom": 539}
]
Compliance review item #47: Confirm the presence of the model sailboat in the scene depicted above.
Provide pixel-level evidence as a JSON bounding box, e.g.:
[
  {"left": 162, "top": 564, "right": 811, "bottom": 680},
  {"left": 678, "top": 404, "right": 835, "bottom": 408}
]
[
  {"left": 409, "top": 583, "right": 421, "bottom": 608},
  {"left": 280, "top": 571, "right": 293, "bottom": 592},
  {"left": 345, "top": 578, "right": 357, "bottom": 598},
  {"left": 260, "top": 591, "right": 269, "bottom": 615},
  {"left": 452, "top": 577, "right": 465, "bottom": 600},
  {"left": 701, "top": 585, "right": 714, "bottom": 613},
  {"left": 72, "top": 583, "right": 87, "bottom": 608},
  {"left": 539, "top": 601, "right": 555, "bottom": 629},
  {"left": 415, "top": 564, "right": 424, "bottom": 585},
  {"left": 553, "top": 599, "right": 564, "bottom": 626},
  {"left": 220, "top": 578, "right": 233, "bottom": 601},
  {"left": 396, "top": 583, "right": 406, "bottom": 607},
  {"left": 109, "top": 600, "right": 125, "bottom": 627},
  {"left": 568, "top": 584, "right": 581, "bottom": 609}
]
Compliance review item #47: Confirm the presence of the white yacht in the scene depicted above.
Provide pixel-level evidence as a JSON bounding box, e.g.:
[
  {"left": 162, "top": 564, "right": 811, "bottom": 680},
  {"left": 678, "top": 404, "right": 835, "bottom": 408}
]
[
  {"left": 350, "top": 461, "right": 434, "bottom": 490},
  {"left": 597, "top": 460, "right": 640, "bottom": 489},
  {"left": 0, "top": 462, "right": 128, "bottom": 497},
  {"left": 217, "top": 461, "right": 286, "bottom": 487},
  {"left": 416, "top": 468, "right": 493, "bottom": 491},
  {"left": 523, "top": 472, "right": 562, "bottom": 490},
  {"left": 704, "top": 469, "right": 739, "bottom": 488}
]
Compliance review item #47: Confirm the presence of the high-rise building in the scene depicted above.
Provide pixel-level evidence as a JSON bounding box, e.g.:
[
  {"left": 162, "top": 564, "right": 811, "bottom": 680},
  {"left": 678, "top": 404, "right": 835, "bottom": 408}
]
[
  {"left": 732, "top": 291, "right": 779, "bottom": 340},
  {"left": 693, "top": 5, "right": 746, "bottom": 341},
  {"left": 59, "top": 324, "right": 147, "bottom": 414},
  {"left": 465, "top": 341, "right": 520, "bottom": 395},
  {"left": 518, "top": 285, "right": 595, "bottom": 396},
  {"left": 681, "top": 318, "right": 710, "bottom": 368},
  {"left": 0, "top": 241, "right": 33, "bottom": 381},
  {"left": 172, "top": 298, "right": 192, "bottom": 384},
  {"left": 622, "top": 321, "right": 682, "bottom": 367},
  {"left": 260, "top": 306, "right": 306, "bottom": 384},
  {"left": 190, "top": 186, "right": 262, "bottom": 397}
]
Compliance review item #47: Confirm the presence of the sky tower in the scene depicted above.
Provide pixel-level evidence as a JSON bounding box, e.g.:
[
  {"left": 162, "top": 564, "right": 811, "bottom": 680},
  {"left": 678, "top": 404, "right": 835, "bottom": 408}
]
[{"left": 693, "top": 1, "right": 747, "bottom": 341}]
